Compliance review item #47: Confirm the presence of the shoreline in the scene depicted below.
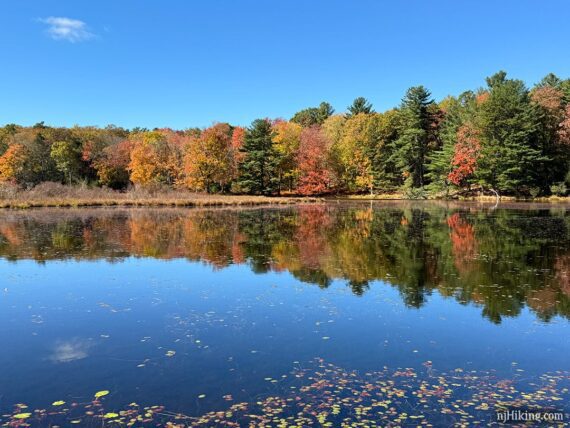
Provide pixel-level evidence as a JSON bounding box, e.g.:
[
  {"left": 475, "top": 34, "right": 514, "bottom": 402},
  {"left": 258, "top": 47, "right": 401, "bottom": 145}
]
[
  {"left": 3, "top": 193, "right": 570, "bottom": 209},
  {"left": 0, "top": 196, "right": 324, "bottom": 209},
  {"left": 2, "top": 183, "right": 570, "bottom": 209}
]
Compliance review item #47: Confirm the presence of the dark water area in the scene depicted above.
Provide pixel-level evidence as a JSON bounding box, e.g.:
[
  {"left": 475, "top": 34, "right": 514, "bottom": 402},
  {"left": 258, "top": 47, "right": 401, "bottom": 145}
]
[{"left": 1, "top": 202, "right": 569, "bottom": 426}]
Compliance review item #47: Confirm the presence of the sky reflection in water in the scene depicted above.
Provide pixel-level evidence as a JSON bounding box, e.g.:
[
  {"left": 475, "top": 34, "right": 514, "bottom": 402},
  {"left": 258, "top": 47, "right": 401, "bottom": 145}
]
[{"left": 0, "top": 203, "right": 569, "bottom": 423}]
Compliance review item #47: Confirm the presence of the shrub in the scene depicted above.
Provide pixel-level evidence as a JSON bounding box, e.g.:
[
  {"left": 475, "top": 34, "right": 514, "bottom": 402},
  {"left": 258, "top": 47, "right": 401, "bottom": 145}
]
[
  {"left": 403, "top": 186, "right": 428, "bottom": 200},
  {"left": 529, "top": 187, "right": 541, "bottom": 198},
  {"left": 0, "top": 182, "right": 20, "bottom": 199},
  {"left": 550, "top": 182, "right": 567, "bottom": 196}
]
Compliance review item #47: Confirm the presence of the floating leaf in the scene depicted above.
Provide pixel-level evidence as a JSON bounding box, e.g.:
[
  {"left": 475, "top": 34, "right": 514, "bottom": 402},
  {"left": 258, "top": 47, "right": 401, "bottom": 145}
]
[
  {"left": 52, "top": 400, "right": 66, "bottom": 406},
  {"left": 94, "top": 390, "right": 110, "bottom": 398},
  {"left": 13, "top": 413, "right": 31, "bottom": 419},
  {"left": 104, "top": 412, "right": 119, "bottom": 419}
]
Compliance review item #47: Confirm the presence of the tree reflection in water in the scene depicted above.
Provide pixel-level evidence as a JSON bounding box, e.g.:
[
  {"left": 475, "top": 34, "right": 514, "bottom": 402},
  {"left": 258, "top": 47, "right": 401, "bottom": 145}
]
[{"left": 1, "top": 202, "right": 570, "bottom": 324}]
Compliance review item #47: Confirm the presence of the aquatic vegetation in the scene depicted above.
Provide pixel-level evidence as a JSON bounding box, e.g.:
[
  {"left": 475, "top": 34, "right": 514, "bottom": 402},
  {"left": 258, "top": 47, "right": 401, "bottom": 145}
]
[
  {"left": 2, "top": 359, "right": 568, "bottom": 427},
  {"left": 94, "top": 391, "right": 110, "bottom": 399}
]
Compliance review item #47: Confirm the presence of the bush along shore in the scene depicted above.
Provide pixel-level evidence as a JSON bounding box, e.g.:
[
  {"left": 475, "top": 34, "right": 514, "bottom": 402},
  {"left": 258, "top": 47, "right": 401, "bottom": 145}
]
[
  {"left": 2, "top": 71, "right": 570, "bottom": 201},
  {"left": 3, "top": 182, "right": 570, "bottom": 210},
  {"left": 0, "top": 183, "right": 323, "bottom": 209}
]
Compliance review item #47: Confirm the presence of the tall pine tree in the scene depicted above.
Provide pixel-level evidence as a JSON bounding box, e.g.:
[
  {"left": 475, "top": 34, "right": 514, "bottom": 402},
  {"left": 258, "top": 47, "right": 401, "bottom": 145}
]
[
  {"left": 476, "top": 71, "right": 546, "bottom": 194},
  {"left": 346, "top": 97, "right": 374, "bottom": 117},
  {"left": 238, "top": 119, "right": 279, "bottom": 195},
  {"left": 392, "top": 86, "right": 435, "bottom": 188}
]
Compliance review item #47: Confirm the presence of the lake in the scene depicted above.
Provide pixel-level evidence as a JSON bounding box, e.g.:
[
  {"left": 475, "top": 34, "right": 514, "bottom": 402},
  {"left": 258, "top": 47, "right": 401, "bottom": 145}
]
[{"left": 1, "top": 202, "right": 569, "bottom": 426}]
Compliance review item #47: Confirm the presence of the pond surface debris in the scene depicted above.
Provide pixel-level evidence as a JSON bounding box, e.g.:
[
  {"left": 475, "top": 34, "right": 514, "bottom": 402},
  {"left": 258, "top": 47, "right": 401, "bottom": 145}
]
[{"left": 2, "top": 358, "right": 569, "bottom": 427}]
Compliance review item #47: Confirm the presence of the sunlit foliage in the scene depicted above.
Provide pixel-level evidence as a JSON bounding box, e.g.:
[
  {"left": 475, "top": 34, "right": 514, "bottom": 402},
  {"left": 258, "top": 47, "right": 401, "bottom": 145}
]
[
  {"left": 183, "top": 123, "right": 233, "bottom": 192},
  {"left": 2, "top": 71, "right": 570, "bottom": 196}
]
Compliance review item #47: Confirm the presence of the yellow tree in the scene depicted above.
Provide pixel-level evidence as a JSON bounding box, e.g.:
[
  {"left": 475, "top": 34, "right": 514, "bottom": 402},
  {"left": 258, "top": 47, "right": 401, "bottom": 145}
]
[
  {"left": 183, "top": 123, "right": 233, "bottom": 192},
  {"left": 129, "top": 130, "right": 185, "bottom": 186},
  {"left": 322, "top": 115, "right": 346, "bottom": 189},
  {"left": 272, "top": 120, "right": 302, "bottom": 191},
  {"left": 336, "top": 113, "right": 380, "bottom": 193}
]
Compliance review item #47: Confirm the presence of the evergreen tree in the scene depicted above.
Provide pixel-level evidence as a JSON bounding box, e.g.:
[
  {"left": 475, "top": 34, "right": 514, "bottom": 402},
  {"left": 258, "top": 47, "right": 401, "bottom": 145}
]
[
  {"left": 476, "top": 71, "right": 546, "bottom": 194},
  {"left": 561, "top": 80, "right": 570, "bottom": 105},
  {"left": 368, "top": 109, "right": 400, "bottom": 190},
  {"left": 392, "top": 86, "right": 435, "bottom": 188},
  {"left": 316, "top": 102, "right": 335, "bottom": 123},
  {"left": 346, "top": 97, "right": 374, "bottom": 117},
  {"left": 238, "top": 119, "right": 279, "bottom": 195},
  {"left": 537, "top": 73, "right": 562, "bottom": 89}
]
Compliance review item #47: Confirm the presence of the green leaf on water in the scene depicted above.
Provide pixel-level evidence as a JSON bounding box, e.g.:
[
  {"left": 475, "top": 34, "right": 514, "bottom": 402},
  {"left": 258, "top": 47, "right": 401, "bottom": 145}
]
[
  {"left": 94, "top": 390, "right": 110, "bottom": 398},
  {"left": 52, "top": 400, "right": 65, "bottom": 406},
  {"left": 13, "top": 413, "right": 31, "bottom": 419},
  {"left": 104, "top": 412, "right": 119, "bottom": 419}
]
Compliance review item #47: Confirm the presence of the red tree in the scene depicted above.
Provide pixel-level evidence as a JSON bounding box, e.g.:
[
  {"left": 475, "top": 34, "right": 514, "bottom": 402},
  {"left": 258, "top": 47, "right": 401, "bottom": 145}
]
[
  {"left": 448, "top": 123, "right": 480, "bottom": 187},
  {"left": 230, "top": 126, "right": 246, "bottom": 180},
  {"left": 558, "top": 105, "right": 570, "bottom": 146},
  {"left": 296, "top": 126, "right": 334, "bottom": 195},
  {"left": 93, "top": 139, "right": 132, "bottom": 188}
]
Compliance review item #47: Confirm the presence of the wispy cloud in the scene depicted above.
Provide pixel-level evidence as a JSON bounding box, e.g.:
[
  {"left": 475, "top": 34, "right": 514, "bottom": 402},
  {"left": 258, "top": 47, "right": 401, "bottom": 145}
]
[
  {"left": 39, "top": 16, "right": 96, "bottom": 42},
  {"left": 49, "top": 338, "right": 93, "bottom": 363}
]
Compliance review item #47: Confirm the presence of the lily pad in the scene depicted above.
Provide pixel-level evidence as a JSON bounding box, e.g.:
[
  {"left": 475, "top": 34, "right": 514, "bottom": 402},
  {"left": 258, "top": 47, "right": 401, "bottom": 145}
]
[
  {"left": 13, "top": 413, "right": 31, "bottom": 419},
  {"left": 94, "top": 390, "right": 110, "bottom": 398}
]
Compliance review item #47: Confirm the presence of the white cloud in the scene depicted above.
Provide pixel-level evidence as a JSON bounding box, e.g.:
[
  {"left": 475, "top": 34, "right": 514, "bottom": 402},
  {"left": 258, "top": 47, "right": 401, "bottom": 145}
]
[
  {"left": 49, "top": 338, "right": 92, "bottom": 363},
  {"left": 39, "top": 17, "right": 95, "bottom": 42}
]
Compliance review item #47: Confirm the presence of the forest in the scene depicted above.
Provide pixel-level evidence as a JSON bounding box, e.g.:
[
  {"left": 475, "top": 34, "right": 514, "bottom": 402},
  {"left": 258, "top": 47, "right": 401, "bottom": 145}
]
[{"left": 1, "top": 71, "right": 570, "bottom": 197}]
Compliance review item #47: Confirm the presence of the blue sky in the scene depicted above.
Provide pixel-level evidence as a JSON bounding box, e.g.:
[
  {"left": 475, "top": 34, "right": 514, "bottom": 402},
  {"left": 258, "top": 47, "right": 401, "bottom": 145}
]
[{"left": 1, "top": 0, "right": 569, "bottom": 129}]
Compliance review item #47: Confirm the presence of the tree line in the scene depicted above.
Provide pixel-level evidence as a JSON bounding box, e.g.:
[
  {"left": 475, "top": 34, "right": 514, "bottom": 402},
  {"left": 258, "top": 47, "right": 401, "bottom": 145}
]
[{"left": 1, "top": 70, "right": 570, "bottom": 197}]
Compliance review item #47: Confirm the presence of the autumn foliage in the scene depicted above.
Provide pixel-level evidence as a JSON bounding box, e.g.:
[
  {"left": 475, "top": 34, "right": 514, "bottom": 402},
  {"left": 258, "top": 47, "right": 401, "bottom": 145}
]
[
  {"left": 129, "top": 130, "right": 186, "bottom": 186},
  {"left": 183, "top": 123, "right": 233, "bottom": 192},
  {"left": 0, "top": 144, "right": 27, "bottom": 183},
  {"left": 1, "top": 70, "right": 570, "bottom": 197},
  {"left": 558, "top": 105, "right": 570, "bottom": 146},
  {"left": 296, "top": 127, "right": 334, "bottom": 195},
  {"left": 93, "top": 139, "right": 132, "bottom": 189},
  {"left": 448, "top": 124, "right": 480, "bottom": 186}
]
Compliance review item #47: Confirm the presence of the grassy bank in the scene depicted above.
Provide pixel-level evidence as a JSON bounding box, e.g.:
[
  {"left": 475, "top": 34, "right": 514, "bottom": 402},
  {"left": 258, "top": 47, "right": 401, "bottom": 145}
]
[
  {"left": 343, "top": 193, "right": 570, "bottom": 203},
  {"left": 3, "top": 183, "right": 570, "bottom": 209},
  {"left": 0, "top": 183, "right": 322, "bottom": 209}
]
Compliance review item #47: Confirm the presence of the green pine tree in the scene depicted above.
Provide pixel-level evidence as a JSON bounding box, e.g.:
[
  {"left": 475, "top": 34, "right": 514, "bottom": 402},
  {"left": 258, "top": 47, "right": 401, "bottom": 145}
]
[
  {"left": 476, "top": 71, "right": 547, "bottom": 195},
  {"left": 346, "top": 97, "right": 374, "bottom": 117},
  {"left": 392, "top": 86, "right": 435, "bottom": 188},
  {"left": 238, "top": 119, "right": 280, "bottom": 195}
]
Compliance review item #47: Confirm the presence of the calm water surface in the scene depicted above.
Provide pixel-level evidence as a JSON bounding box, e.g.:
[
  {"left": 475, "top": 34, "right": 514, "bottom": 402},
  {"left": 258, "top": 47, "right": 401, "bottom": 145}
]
[{"left": 1, "top": 202, "right": 569, "bottom": 426}]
